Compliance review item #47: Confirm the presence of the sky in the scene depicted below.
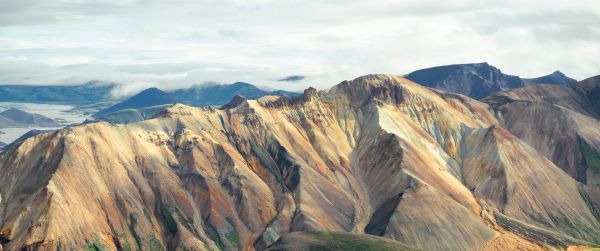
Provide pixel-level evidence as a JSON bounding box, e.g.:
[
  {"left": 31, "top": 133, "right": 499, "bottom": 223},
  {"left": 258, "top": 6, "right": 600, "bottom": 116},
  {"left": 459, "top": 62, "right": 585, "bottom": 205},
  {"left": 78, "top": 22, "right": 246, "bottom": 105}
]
[{"left": 0, "top": 0, "right": 599, "bottom": 94}]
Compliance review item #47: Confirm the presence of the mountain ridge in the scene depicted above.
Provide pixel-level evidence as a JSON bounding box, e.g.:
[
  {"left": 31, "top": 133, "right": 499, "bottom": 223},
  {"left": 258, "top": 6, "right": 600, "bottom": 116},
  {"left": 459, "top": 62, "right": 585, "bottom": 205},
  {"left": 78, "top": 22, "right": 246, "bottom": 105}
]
[
  {"left": 0, "top": 74, "right": 598, "bottom": 250},
  {"left": 405, "top": 62, "right": 577, "bottom": 99}
]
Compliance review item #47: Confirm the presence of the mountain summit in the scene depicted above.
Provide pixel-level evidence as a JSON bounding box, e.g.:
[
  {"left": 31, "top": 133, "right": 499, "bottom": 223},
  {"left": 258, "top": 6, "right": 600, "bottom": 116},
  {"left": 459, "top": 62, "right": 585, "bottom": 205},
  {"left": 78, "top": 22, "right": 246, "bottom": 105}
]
[
  {"left": 405, "top": 63, "right": 576, "bottom": 99},
  {"left": 94, "top": 87, "right": 178, "bottom": 117}
]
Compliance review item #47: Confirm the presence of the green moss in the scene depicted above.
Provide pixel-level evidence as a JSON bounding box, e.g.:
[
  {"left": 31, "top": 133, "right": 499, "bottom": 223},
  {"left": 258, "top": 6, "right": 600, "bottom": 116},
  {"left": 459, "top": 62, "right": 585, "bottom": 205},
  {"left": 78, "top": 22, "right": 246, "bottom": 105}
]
[
  {"left": 204, "top": 222, "right": 226, "bottom": 251},
  {"left": 85, "top": 243, "right": 101, "bottom": 251},
  {"left": 224, "top": 217, "right": 239, "bottom": 248},
  {"left": 578, "top": 185, "right": 600, "bottom": 222},
  {"left": 121, "top": 239, "right": 132, "bottom": 251},
  {"left": 550, "top": 214, "right": 600, "bottom": 244},
  {"left": 310, "top": 232, "right": 417, "bottom": 251},
  {"left": 494, "top": 211, "right": 595, "bottom": 248},
  {"left": 160, "top": 206, "right": 179, "bottom": 234},
  {"left": 128, "top": 213, "right": 142, "bottom": 251},
  {"left": 143, "top": 208, "right": 153, "bottom": 226},
  {"left": 148, "top": 236, "right": 163, "bottom": 251},
  {"left": 174, "top": 208, "right": 193, "bottom": 233},
  {"left": 579, "top": 138, "right": 600, "bottom": 172}
]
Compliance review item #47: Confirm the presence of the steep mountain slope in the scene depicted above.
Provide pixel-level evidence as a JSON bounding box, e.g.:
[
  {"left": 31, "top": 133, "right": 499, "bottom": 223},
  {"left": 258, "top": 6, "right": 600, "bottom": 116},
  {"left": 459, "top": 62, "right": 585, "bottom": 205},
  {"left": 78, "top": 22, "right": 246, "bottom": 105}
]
[
  {"left": 95, "top": 88, "right": 178, "bottom": 117},
  {"left": 405, "top": 63, "right": 576, "bottom": 99},
  {"left": 0, "top": 108, "right": 58, "bottom": 127},
  {"left": 0, "top": 75, "right": 599, "bottom": 251},
  {"left": 575, "top": 75, "right": 600, "bottom": 118},
  {"left": 482, "top": 79, "right": 600, "bottom": 187},
  {"left": 170, "top": 82, "right": 299, "bottom": 107}
]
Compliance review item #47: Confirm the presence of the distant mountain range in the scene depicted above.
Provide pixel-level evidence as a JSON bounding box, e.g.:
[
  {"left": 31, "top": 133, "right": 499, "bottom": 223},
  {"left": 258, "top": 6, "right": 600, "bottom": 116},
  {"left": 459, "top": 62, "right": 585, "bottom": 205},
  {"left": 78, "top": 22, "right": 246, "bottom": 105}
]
[
  {"left": 405, "top": 62, "right": 577, "bottom": 99},
  {"left": 0, "top": 81, "right": 117, "bottom": 105},
  {"left": 0, "top": 81, "right": 300, "bottom": 109},
  {"left": 94, "top": 88, "right": 177, "bottom": 117},
  {"left": 92, "top": 82, "right": 301, "bottom": 123},
  {"left": 170, "top": 82, "right": 299, "bottom": 106},
  {"left": 0, "top": 108, "right": 58, "bottom": 128}
]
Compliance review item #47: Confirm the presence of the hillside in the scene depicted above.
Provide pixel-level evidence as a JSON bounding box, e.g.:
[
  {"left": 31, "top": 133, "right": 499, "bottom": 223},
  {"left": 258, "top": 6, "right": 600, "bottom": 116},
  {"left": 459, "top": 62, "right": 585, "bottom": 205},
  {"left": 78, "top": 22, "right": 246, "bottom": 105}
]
[
  {"left": 482, "top": 77, "right": 600, "bottom": 187},
  {"left": 0, "top": 75, "right": 599, "bottom": 250}
]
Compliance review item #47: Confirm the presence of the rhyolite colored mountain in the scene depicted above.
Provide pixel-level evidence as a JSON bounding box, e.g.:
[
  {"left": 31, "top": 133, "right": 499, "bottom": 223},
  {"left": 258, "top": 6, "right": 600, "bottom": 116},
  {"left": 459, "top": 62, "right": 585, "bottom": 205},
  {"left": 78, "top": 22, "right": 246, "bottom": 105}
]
[
  {"left": 0, "top": 75, "right": 599, "bottom": 251},
  {"left": 170, "top": 82, "right": 300, "bottom": 107},
  {"left": 405, "top": 62, "right": 577, "bottom": 99},
  {"left": 482, "top": 75, "right": 600, "bottom": 188},
  {"left": 94, "top": 88, "right": 178, "bottom": 117}
]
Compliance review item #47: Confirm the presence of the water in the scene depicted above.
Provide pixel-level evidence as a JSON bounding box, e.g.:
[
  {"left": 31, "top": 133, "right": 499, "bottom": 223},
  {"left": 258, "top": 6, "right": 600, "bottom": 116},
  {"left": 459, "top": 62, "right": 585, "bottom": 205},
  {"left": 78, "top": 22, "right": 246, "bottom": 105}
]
[{"left": 0, "top": 102, "right": 90, "bottom": 144}]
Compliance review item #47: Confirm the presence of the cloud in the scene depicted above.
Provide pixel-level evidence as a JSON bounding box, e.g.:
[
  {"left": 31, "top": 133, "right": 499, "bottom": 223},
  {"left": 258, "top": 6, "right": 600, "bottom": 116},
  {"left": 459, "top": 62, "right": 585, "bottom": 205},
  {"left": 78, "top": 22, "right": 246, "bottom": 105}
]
[{"left": 0, "top": 0, "right": 599, "bottom": 91}]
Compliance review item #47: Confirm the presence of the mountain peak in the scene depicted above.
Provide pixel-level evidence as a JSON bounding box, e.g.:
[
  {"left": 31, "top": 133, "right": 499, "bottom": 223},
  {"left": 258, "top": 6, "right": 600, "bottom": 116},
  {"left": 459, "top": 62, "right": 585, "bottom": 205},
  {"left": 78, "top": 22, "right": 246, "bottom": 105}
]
[
  {"left": 94, "top": 87, "right": 178, "bottom": 116},
  {"left": 136, "top": 87, "right": 166, "bottom": 96},
  {"left": 221, "top": 95, "right": 248, "bottom": 109},
  {"left": 406, "top": 63, "right": 577, "bottom": 98}
]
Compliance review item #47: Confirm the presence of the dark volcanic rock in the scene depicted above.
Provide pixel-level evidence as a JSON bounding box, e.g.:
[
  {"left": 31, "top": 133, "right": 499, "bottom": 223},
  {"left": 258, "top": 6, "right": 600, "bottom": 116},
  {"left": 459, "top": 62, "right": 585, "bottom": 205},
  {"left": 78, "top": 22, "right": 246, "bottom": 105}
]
[{"left": 405, "top": 62, "right": 576, "bottom": 99}]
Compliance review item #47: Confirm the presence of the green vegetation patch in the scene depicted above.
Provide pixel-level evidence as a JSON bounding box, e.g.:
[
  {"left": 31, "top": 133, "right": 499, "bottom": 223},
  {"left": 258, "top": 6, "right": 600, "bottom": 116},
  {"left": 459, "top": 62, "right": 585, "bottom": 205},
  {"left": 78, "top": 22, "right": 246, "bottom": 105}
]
[
  {"left": 204, "top": 222, "right": 226, "bottom": 251},
  {"left": 128, "top": 213, "right": 142, "bottom": 251},
  {"left": 550, "top": 214, "right": 600, "bottom": 244},
  {"left": 148, "top": 236, "right": 163, "bottom": 251},
  {"left": 84, "top": 239, "right": 106, "bottom": 251},
  {"left": 308, "top": 232, "right": 417, "bottom": 251},
  {"left": 143, "top": 208, "right": 153, "bottom": 226},
  {"left": 579, "top": 137, "right": 600, "bottom": 172},
  {"left": 224, "top": 217, "right": 240, "bottom": 248},
  {"left": 578, "top": 185, "right": 600, "bottom": 223},
  {"left": 85, "top": 243, "right": 101, "bottom": 251},
  {"left": 160, "top": 206, "right": 179, "bottom": 235},
  {"left": 494, "top": 211, "right": 597, "bottom": 248}
]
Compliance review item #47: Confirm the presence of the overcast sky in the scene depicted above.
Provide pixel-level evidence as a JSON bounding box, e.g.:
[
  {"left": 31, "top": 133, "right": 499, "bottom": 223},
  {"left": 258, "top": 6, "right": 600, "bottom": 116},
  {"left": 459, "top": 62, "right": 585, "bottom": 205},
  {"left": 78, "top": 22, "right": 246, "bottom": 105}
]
[{"left": 0, "top": 0, "right": 599, "bottom": 93}]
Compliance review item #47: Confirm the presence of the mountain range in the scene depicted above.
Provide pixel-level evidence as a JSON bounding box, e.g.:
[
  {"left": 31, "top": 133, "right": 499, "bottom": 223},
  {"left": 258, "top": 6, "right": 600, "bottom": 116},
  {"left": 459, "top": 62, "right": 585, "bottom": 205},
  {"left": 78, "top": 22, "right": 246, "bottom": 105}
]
[
  {"left": 1, "top": 74, "right": 600, "bottom": 251},
  {"left": 0, "top": 81, "right": 299, "bottom": 109},
  {"left": 405, "top": 62, "right": 577, "bottom": 99},
  {"left": 92, "top": 84, "right": 300, "bottom": 124}
]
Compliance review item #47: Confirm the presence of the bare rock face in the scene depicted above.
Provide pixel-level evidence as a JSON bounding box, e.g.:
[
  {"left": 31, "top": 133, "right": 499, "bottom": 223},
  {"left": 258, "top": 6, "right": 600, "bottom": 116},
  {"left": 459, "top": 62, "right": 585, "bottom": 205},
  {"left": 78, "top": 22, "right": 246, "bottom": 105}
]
[
  {"left": 482, "top": 80, "right": 600, "bottom": 188},
  {"left": 0, "top": 75, "right": 599, "bottom": 251}
]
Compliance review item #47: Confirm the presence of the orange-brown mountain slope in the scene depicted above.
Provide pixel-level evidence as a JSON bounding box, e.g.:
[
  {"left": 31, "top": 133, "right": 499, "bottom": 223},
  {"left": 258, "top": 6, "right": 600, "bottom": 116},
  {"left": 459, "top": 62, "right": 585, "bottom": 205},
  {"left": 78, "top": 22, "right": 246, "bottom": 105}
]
[
  {"left": 0, "top": 75, "right": 599, "bottom": 251},
  {"left": 482, "top": 77, "right": 600, "bottom": 189}
]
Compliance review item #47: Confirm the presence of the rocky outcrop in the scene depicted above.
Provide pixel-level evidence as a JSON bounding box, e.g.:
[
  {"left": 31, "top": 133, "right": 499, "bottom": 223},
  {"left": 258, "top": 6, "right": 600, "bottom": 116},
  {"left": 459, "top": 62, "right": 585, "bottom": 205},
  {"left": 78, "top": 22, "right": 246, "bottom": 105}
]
[{"left": 0, "top": 75, "right": 598, "bottom": 251}]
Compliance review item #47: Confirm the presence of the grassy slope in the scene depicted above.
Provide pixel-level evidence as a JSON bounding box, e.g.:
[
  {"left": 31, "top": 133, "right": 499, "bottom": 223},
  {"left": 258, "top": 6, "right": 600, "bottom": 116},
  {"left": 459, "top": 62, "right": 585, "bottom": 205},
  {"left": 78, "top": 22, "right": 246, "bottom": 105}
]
[{"left": 266, "top": 232, "right": 420, "bottom": 251}]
